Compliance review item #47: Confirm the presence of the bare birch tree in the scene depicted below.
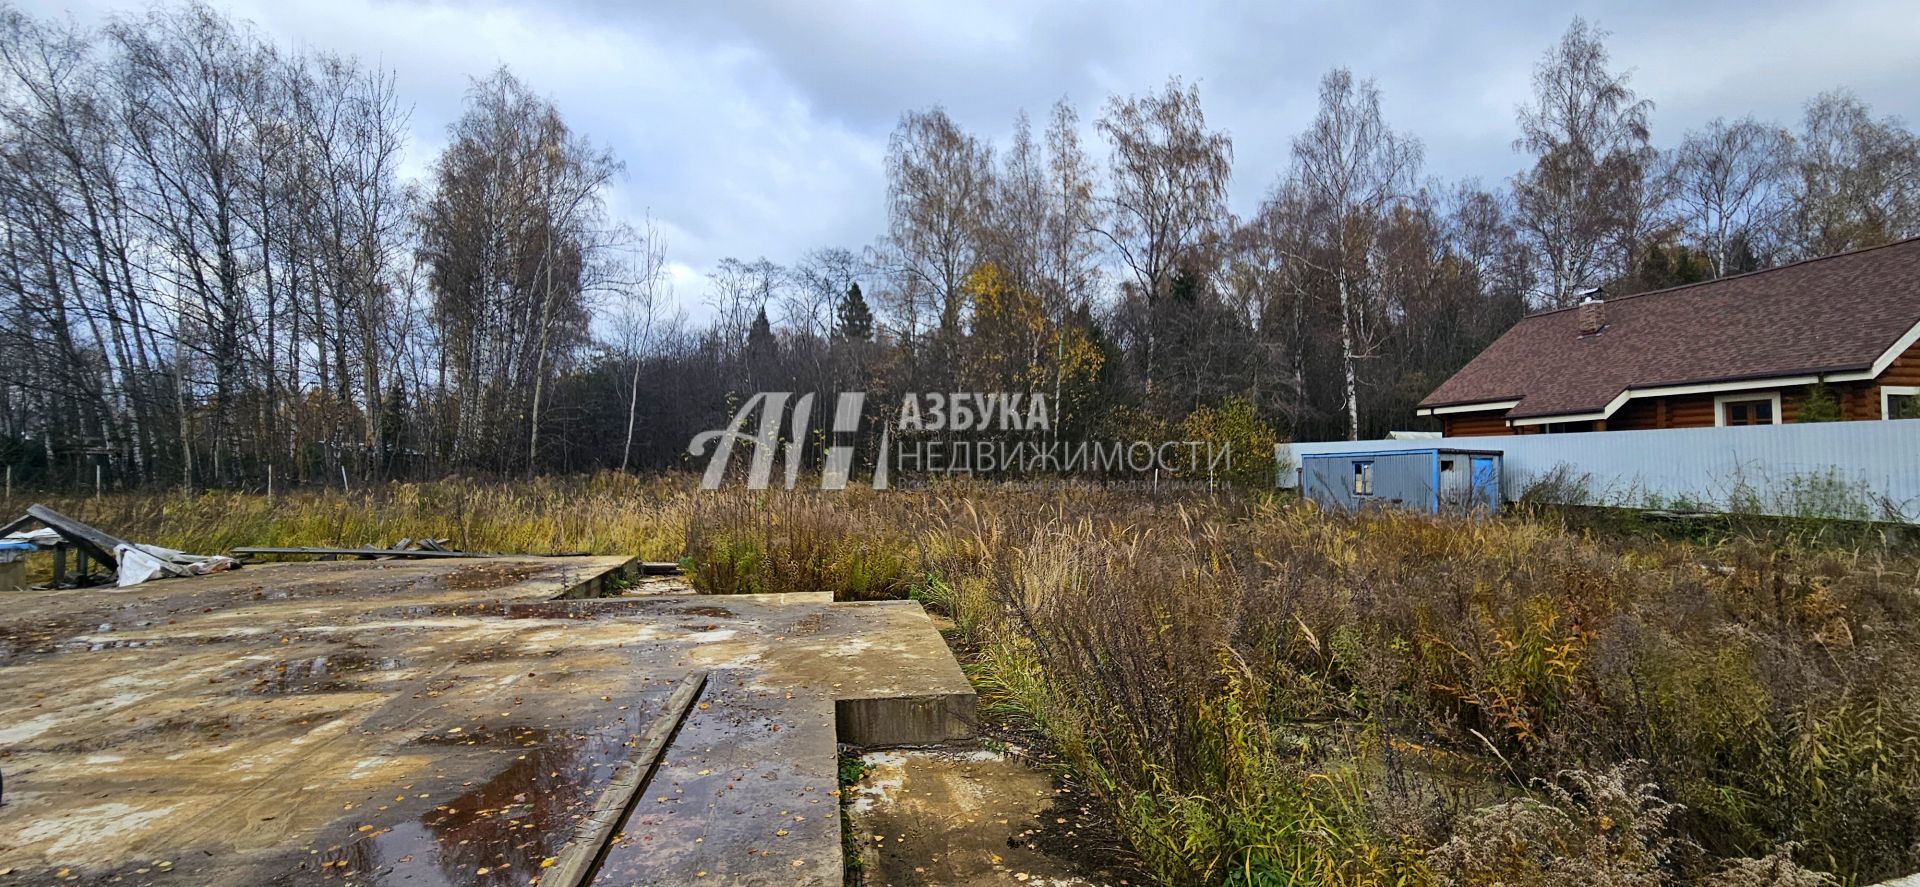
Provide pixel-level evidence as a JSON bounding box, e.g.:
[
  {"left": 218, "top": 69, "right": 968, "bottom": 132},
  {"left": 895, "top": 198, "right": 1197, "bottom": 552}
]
[
  {"left": 1094, "top": 77, "right": 1231, "bottom": 389},
  {"left": 1791, "top": 91, "right": 1920, "bottom": 257},
  {"left": 615, "top": 216, "right": 669, "bottom": 472},
  {"left": 1512, "top": 17, "right": 1655, "bottom": 307},
  {"left": 1290, "top": 67, "right": 1420, "bottom": 440},
  {"left": 416, "top": 68, "right": 619, "bottom": 473},
  {"left": 884, "top": 107, "right": 992, "bottom": 342},
  {"left": 1668, "top": 117, "right": 1794, "bottom": 276}
]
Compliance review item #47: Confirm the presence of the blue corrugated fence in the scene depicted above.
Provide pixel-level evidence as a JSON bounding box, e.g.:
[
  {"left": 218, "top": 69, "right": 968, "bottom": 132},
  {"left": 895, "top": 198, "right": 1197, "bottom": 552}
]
[{"left": 1277, "top": 419, "right": 1920, "bottom": 523}]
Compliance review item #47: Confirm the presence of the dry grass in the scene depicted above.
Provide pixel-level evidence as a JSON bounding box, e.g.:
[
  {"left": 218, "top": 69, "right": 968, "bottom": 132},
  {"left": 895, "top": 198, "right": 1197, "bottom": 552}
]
[
  {"left": 19, "top": 475, "right": 1919, "bottom": 885},
  {"left": 14, "top": 474, "right": 691, "bottom": 561},
  {"left": 673, "top": 483, "right": 1920, "bottom": 885}
]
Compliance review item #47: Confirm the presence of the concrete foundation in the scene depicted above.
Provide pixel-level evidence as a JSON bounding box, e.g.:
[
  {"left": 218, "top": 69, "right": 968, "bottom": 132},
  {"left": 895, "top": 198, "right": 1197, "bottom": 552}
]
[{"left": 0, "top": 556, "right": 976, "bottom": 885}]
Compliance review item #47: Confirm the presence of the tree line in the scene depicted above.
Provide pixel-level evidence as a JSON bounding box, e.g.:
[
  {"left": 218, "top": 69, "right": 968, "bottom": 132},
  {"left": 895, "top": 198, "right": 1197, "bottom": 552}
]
[{"left": 2, "top": 4, "right": 1916, "bottom": 488}]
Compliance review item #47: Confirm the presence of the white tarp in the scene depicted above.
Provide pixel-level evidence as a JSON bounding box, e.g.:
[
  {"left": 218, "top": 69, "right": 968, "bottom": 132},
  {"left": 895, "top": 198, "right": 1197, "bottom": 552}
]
[
  {"left": 4, "top": 527, "right": 60, "bottom": 546},
  {"left": 5, "top": 511, "right": 237, "bottom": 587},
  {"left": 111, "top": 543, "right": 237, "bottom": 587}
]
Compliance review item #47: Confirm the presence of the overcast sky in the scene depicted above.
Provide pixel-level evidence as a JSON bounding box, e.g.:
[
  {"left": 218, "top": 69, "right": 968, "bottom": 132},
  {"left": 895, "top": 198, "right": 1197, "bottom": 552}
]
[{"left": 28, "top": 0, "right": 1920, "bottom": 313}]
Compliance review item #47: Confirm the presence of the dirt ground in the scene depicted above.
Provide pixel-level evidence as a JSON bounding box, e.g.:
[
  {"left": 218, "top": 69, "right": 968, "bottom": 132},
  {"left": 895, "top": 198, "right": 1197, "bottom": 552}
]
[{"left": 844, "top": 742, "right": 1145, "bottom": 887}]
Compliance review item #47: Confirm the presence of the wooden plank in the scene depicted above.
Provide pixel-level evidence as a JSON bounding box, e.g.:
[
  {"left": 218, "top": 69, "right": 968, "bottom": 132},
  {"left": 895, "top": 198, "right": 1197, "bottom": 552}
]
[
  {"left": 544, "top": 671, "right": 708, "bottom": 887},
  {"left": 27, "top": 504, "right": 129, "bottom": 567},
  {"left": 231, "top": 547, "right": 484, "bottom": 559},
  {"left": 232, "top": 546, "right": 602, "bottom": 560},
  {"left": 0, "top": 513, "right": 35, "bottom": 537}
]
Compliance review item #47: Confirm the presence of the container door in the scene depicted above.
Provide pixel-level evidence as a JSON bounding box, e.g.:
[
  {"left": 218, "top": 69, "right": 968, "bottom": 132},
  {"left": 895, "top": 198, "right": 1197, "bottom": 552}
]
[
  {"left": 1437, "top": 456, "right": 1468, "bottom": 513},
  {"left": 1469, "top": 456, "right": 1499, "bottom": 513}
]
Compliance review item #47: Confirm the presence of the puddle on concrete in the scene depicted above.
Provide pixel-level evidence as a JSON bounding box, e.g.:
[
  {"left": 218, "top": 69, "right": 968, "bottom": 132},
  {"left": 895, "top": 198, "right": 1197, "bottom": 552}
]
[
  {"left": 2, "top": 616, "right": 101, "bottom": 659},
  {"left": 846, "top": 748, "right": 1123, "bottom": 887},
  {"left": 316, "top": 699, "right": 674, "bottom": 885},
  {"left": 383, "top": 601, "right": 514, "bottom": 620},
  {"left": 448, "top": 642, "right": 534, "bottom": 665},
  {"left": 678, "top": 605, "right": 735, "bottom": 619},
  {"left": 409, "top": 724, "right": 561, "bottom": 749},
  {"left": 355, "top": 740, "right": 588, "bottom": 884},
  {"left": 591, "top": 674, "right": 841, "bottom": 885},
  {"left": 40, "top": 712, "right": 241, "bottom": 755},
  {"left": 442, "top": 563, "right": 551, "bottom": 591},
  {"left": 233, "top": 653, "right": 402, "bottom": 695},
  {"left": 501, "top": 599, "right": 655, "bottom": 620}
]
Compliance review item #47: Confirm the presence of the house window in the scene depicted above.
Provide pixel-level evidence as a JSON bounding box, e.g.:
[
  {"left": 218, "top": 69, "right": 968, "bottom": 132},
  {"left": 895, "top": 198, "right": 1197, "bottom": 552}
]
[
  {"left": 1353, "top": 461, "right": 1374, "bottom": 496},
  {"left": 1723, "top": 399, "right": 1772, "bottom": 425},
  {"left": 1715, "top": 392, "right": 1781, "bottom": 427},
  {"left": 1886, "top": 386, "right": 1920, "bottom": 420}
]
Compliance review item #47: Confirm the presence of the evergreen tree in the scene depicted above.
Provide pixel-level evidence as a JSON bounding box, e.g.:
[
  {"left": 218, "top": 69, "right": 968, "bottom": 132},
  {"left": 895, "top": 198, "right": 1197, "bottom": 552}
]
[
  {"left": 1799, "top": 383, "right": 1844, "bottom": 422},
  {"left": 747, "top": 307, "right": 777, "bottom": 358},
  {"left": 745, "top": 307, "right": 778, "bottom": 388},
  {"left": 836, "top": 282, "right": 875, "bottom": 341}
]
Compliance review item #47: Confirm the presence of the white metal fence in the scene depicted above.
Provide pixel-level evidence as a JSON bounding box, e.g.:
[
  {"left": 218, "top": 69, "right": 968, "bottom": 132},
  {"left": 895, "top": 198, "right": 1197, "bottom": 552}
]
[{"left": 1277, "top": 419, "right": 1920, "bottom": 523}]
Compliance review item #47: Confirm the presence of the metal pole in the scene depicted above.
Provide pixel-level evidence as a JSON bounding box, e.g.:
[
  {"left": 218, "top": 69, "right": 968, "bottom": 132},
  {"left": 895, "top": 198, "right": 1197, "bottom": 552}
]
[
  {"left": 95, "top": 464, "right": 101, "bottom": 501},
  {"left": 340, "top": 464, "right": 350, "bottom": 494},
  {"left": 267, "top": 464, "right": 274, "bottom": 500}
]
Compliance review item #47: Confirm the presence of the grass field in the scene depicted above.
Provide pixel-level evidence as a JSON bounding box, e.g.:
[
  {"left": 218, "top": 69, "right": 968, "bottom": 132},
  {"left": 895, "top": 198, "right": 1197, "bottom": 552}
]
[{"left": 17, "top": 475, "right": 1920, "bottom": 885}]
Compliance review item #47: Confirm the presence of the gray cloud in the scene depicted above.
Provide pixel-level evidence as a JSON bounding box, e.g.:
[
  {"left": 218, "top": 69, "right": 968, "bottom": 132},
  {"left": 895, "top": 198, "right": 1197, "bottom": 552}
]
[{"left": 29, "top": 0, "right": 1920, "bottom": 313}]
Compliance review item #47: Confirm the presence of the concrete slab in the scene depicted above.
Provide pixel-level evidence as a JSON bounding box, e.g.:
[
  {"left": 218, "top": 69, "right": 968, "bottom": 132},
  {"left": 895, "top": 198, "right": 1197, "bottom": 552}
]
[
  {"left": 571, "top": 595, "right": 977, "bottom": 748},
  {"left": 592, "top": 671, "right": 841, "bottom": 886},
  {"left": 0, "top": 556, "right": 977, "bottom": 886},
  {"left": 0, "top": 557, "right": 684, "bottom": 886}
]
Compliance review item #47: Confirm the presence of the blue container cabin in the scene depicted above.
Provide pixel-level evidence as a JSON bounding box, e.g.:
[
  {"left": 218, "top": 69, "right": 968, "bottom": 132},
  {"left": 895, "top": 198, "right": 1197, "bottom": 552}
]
[{"left": 1298, "top": 448, "right": 1503, "bottom": 515}]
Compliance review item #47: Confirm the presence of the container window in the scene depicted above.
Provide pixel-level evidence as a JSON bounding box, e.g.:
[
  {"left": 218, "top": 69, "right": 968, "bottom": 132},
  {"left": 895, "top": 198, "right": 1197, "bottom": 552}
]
[
  {"left": 1439, "top": 459, "right": 1455, "bottom": 471},
  {"left": 1353, "top": 461, "right": 1374, "bottom": 496}
]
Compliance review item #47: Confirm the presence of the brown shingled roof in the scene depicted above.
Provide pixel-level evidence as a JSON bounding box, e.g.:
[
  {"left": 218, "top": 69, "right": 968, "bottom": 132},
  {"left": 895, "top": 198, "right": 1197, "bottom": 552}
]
[{"left": 1418, "top": 237, "right": 1920, "bottom": 419}]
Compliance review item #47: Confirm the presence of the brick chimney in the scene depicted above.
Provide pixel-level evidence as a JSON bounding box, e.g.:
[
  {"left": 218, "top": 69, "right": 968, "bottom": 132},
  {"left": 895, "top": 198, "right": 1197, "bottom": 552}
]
[{"left": 1577, "top": 287, "right": 1606, "bottom": 336}]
